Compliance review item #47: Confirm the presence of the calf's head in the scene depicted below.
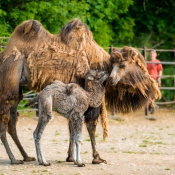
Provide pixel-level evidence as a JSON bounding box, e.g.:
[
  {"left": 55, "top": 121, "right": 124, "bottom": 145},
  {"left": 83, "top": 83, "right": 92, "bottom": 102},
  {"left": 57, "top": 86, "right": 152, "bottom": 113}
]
[{"left": 85, "top": 70, "right": 109, "bottom": 92}]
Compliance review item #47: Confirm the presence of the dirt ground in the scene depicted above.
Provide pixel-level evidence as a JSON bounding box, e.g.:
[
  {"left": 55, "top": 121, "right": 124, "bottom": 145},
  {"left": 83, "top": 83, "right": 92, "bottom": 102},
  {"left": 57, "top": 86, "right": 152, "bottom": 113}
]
[{"left": 0, "top": 107, "right": 175, "bottom": 175}]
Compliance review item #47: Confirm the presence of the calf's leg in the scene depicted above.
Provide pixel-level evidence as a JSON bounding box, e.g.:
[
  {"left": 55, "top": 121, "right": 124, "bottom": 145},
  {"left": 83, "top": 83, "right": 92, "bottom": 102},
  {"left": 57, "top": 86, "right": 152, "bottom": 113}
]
[
  {"left": 70, "top": 113, "right": 85, "bottom": 167},
  {"left": 33, "top": 98, "right": 53, "bottom": 166},
  {"left": 66, "top": 106, "right": 107, "bottom": 164},
  {"left": 66, "top": 121, "right": 74, "bottom": 162}
]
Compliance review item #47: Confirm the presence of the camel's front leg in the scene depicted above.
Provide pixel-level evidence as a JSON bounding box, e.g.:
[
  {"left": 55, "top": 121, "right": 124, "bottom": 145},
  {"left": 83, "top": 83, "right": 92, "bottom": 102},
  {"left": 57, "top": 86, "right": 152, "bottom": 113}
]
[
  {"left": 1, "top": 115, "right": 23, "bottom": 164},
  {"left": 7, "top": 87, "right": 35, "bottom": 162},
  {"left": 84, "top": 106, "right": 107, "bottom": 164},
  {"left": 86, "top": 119, "right": 107, "bottom": 164},
  {"left": 70, "top": 113, "right": 85, "bottom": 167}
]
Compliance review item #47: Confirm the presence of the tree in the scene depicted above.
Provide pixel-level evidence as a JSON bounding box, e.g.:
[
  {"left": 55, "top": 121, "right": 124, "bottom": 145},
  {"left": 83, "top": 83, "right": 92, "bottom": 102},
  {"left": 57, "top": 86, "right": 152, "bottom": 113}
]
[
  {"left": 0, "top": 0, "right": 134, "bottom": 47},
  {"left": 126, "top": 0, "right": 175, "bottom": 49}
]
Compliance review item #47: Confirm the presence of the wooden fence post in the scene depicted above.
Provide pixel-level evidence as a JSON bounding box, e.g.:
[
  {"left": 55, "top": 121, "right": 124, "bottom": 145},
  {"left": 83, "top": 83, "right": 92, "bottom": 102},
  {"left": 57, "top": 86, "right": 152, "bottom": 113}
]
[{"left": 142, "top": 46, "right": 146, "bottom": 60}]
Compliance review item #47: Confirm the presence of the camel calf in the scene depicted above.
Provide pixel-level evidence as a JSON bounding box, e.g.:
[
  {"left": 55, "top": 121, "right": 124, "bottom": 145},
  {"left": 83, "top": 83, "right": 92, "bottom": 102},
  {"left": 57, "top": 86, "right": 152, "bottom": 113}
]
[{"left": 25, "top": 70, "right": 108, "bottom": 167}]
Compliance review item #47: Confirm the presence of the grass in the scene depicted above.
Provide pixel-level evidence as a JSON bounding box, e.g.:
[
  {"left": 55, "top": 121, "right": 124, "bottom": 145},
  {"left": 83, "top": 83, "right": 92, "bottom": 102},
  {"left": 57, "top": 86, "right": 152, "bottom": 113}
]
[
  {"left": 19, "top": 111, "right": 37, "bottom": 118},
  {"left": 81, "top": 151, "right": 88, "bottom": 154},
  {"left": 85, "top": 137, "right": 91, "bottom": 142},
  {"left": 139, "top": 139, "right": 165, "bottom": 147},
  {"left": 55, "top": 131, "right": 60, "bottom": 136},
  {"left": 122, "top": 151, "right": 146, "bottom": 154},
  {"left": 56, "top": 160, "right": 63, "bottom": 164}
]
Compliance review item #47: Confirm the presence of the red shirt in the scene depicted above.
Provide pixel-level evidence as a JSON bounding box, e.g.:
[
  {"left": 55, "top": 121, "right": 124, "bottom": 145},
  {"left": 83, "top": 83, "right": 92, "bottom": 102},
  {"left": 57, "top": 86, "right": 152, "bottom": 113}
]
[{"left": 147, "top": 59, "right": 163, "bottom": 80}]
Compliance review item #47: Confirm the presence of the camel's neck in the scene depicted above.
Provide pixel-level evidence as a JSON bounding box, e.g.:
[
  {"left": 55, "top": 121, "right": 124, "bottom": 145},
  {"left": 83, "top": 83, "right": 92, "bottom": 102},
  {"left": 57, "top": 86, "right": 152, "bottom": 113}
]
[{"left": 85, "top": 85, "right": 105, "bottom": 108}]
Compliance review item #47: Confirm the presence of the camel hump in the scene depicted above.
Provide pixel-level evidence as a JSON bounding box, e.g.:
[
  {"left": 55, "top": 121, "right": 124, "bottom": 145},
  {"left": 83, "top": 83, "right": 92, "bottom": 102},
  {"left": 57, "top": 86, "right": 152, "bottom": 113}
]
[{"left": 16, "top": 20, "right": 41, "bottom": 36}]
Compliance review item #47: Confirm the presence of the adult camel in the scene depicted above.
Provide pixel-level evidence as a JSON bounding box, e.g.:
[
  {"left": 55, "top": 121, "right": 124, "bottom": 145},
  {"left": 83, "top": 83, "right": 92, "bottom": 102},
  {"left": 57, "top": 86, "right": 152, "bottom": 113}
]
[{"left": 0, "top": 18, "right": 161, "bottom": 165}]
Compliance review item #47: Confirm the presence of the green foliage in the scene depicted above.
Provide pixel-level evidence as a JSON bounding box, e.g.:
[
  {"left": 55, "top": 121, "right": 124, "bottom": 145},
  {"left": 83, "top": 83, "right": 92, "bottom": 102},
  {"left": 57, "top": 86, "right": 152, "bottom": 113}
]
[
  {"left": 0, "top": 0, "right": 133, "bottom": 46},
  {"left": 126, "top": 0, "right": 175, "bottom": 49}
]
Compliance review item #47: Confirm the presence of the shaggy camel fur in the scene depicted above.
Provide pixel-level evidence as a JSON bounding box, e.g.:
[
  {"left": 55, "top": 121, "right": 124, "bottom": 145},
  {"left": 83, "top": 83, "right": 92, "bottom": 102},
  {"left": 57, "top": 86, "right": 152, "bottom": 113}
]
[
  {"left": 25, "top": 70, "right": 108, "bottom": 167},
  {"left": 0, "top": 18, "right": 161, "bottom": 165},
  {"left": 106, "top": 46, "right": 161, "bottom": 113}
]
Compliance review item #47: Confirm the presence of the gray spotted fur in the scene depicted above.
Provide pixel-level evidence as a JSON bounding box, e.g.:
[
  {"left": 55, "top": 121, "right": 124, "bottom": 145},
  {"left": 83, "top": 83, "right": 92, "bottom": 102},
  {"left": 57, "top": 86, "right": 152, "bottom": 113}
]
[{"left": 25, "top": 70, "right": 108, "bottom": 167}]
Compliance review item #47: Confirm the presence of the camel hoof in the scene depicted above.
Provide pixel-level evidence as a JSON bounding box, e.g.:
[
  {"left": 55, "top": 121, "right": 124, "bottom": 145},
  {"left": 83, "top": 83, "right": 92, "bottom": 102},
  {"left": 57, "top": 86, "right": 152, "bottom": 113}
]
[
  {"left": 66, "top": 156, "right": 74, "bottom": 162},
  {"left": 92, "top": 158, "right": 107, "bottom": 164},
  {"left": 78, "top": 163, "right": 85, "bottom": 167},
  {"left": 23, "top": 156, "right": 36, "bottom": 162},
  {"left": 11, "top": 160, "right": 24, "bottom": 165}
]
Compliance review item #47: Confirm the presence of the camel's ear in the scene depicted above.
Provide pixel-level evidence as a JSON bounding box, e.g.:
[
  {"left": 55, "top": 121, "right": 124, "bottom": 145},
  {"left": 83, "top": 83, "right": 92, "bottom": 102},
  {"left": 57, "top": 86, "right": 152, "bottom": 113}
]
[
  {"left": 128, "top": 48, "right": 138, "bottom": 58},
  {"left": 111, "top": 49, "right": 123, "bottom": 59}
]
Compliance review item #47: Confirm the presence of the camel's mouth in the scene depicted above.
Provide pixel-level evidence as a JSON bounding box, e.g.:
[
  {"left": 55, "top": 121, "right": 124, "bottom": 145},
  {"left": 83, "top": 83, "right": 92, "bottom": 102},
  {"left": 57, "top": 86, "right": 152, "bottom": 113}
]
[{"left": 108, "top": 77, "right": 120, "bottom": 86}]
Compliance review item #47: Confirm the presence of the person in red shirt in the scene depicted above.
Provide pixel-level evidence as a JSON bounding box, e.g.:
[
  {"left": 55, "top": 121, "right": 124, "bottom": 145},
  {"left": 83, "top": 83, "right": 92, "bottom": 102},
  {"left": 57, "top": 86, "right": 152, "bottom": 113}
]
[
  {"left": 145, "top": 50, "right": 163, "bottom": 118},
  {"left": 147, "top": 50, "right": 163, "bottom": 87}
]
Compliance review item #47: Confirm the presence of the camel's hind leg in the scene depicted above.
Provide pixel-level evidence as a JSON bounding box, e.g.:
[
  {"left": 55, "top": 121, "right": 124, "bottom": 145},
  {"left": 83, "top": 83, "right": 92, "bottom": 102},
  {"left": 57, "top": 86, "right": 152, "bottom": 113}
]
[
  {"left": 7, "top": 87, "right": 35, "bottom": 162},
  {"left": 0, "top": 53, "right": 33, "bottom": 164},
  {"left": 0, "top": 115, "right": 23, "bottom": 164}
]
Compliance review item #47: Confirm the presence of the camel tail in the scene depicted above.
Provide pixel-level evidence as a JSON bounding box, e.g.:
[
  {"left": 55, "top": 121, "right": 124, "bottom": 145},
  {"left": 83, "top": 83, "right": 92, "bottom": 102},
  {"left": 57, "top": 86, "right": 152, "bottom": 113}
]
[
  {"left": 25, "top": 96, "right": 39, "bottom": 107},
  {"left": 100, "top": 97, "right": 108, "bottom": 140}
]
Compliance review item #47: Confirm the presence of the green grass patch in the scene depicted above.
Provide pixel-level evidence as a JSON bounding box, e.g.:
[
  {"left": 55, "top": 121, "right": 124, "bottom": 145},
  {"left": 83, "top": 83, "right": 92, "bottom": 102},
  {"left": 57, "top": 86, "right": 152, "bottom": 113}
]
[
  {"left": 139, "top": 140, "right": 165, "bottom": 147},
  {"left": 55, "top": 131, "right": 60, "bottom": 136},
  {"left": 56, "top": 160, "right": 63, "bottom": 164},
  {"left": 81, "top": 151, "right": 88, "bottom": 154},
  {"left": 85, "top": 137, "right": 91, "bottom": 142},
  {"left": 139, "top": 144, "right": 147, "bottom": 147},
  {"left": 122, "top": 151, "right": 146, "bottom": 154}
]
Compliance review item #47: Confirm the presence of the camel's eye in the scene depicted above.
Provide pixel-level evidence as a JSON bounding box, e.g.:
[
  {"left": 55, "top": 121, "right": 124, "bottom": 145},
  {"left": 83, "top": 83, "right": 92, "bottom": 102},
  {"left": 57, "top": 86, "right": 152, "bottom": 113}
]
[{"left": 88, "top": 76, "right": 94, "bottom": 81}]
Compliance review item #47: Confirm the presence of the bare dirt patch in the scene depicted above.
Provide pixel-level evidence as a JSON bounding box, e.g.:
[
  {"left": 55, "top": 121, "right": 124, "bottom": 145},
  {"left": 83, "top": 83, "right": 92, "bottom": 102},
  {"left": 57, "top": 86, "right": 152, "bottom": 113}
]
[{"left": 0, "top": 107, "right": 175, "bottom": 175}]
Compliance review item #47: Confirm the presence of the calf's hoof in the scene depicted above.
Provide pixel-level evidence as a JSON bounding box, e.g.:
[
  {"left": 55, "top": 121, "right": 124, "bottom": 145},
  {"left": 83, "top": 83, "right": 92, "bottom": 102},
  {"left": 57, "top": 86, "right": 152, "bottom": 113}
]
[
  {"left": 11, "top": 160, "right": 24, "bottom": 165},
  {"left": 66, "top": 156, "right": 74, "bottom": 162},
  {"left": 23, "top": 156, "right": 36, "bottom": 162},
  {"left": 74, "top": 161, "right": 85, "bottom": 167},
  {"left": 39, "top": 162, "right": 51, "bottom": 166},
  {"left": 78, "top": 163, "right": 85, "bottom": 167},
  {"left": 92, "top": 158, "right": 107, "bottom": 164}
]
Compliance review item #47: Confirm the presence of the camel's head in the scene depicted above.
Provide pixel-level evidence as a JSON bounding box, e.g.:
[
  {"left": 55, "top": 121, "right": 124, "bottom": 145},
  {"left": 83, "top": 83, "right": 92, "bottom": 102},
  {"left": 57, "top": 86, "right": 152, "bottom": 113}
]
[
  {"left": 85, "top": 70, "right": 109, "bottom": 92},
  {"left": 108, "top": 46, "right": 139, "bottom": 85}
]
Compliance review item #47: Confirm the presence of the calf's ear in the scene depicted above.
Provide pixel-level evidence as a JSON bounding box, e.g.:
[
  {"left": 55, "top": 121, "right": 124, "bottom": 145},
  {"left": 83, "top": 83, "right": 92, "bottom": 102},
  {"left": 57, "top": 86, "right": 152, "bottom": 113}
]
[{"left": 88, "top": 76, "right": 94, "bottom": 81}]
